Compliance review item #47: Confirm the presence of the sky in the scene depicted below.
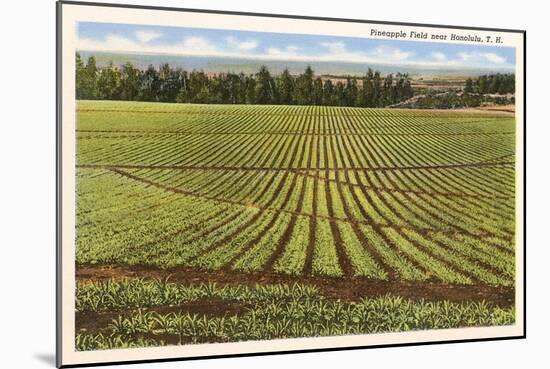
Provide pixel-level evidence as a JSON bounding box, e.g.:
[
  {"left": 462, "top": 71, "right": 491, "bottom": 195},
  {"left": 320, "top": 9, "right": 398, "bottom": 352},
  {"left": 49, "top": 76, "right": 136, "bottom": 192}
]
[{"left": 77, "top": 22, "right": 516, "bottom": 71}]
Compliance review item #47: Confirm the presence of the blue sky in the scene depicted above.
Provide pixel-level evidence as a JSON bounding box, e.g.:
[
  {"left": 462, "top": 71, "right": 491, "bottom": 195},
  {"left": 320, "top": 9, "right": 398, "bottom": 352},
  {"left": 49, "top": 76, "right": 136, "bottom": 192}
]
[{"left": 77, "top": 22, "right": 515, "bottom": 70}]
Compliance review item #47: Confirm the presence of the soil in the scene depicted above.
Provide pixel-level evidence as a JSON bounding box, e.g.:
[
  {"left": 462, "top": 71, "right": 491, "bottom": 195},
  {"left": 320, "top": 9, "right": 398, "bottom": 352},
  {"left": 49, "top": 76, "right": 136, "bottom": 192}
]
[
  {"left": 76, "top": 264, "right": 515, "bottom": 307},
  {"left": 76, "top": 297, "right": 248, "bottom": 335},
  {"left": 477, "top": 105, "right": 515, "bottom": 114}
]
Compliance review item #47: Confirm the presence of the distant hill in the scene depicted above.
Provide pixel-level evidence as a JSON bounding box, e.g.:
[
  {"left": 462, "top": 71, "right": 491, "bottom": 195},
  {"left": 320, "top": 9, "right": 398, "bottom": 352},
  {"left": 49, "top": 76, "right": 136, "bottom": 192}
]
[{"left": 78, "top": 51, "right": 514, "bottom": 78}]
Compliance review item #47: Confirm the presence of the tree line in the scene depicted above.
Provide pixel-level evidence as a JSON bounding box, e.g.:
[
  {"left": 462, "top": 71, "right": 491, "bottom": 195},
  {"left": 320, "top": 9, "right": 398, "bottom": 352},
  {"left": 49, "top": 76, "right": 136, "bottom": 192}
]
[
  {"left": 464, "top": 73, "right": 515, "bottom": 95},
  {"left": 76, "top": 53, "right": 414, "bottom": 107}
]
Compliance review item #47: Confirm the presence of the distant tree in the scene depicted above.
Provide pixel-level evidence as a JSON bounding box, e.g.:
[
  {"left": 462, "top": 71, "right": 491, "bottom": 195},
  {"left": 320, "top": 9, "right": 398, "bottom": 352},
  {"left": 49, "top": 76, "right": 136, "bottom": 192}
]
[
  {"left": 74, "top": 55, "right": 421, "bottom": 107},
  {"left": 157, "top": 64, "right": 181, "bottom": 102},
  {"left": 464, "top": 77, "right": 474, "bottom": 94},
  {"left": 175, "top": 70, "right": 190, "bottom": 103},
  {"left": 276, "top": 69, "right": 294, "bottom": 104},
  {"left": 75, "top": 53, "right": 86, "bottom": 99},
  {"left": 97, "top": 62, "right": 121, "bottom": 100},
  {"left": 323, "top": 79, "right": 335, "bottom": 106},
  {"left": 477, "top": 75, "right": 488, "bottom": 94},
  {"left": 75, "top": 55, "right": 99, "bottom": 99},
  {"left": 362, "top": 69, "right": 375, "bottom": 107},
  {"left": 313, "top": 77, "right": 324, "bottom": 105},
  {"left": 334, "top": 81, "right": 345, "bottom": 106},
  {"left": 402, "top": 79, "right": 413, "bottom": 100},
  {"left": 254, "top": 66, "right": 275, "bottom": 104},
  {"left": 120, "top": 62, "right": 140, "bottom": 100},
  {"left": 186, "top": 70, "right": 209, "bottom": 103},
  {"left": 236, "top": 73, "right": 248, "bottom": 104},
  {"left": 224, "top": 72, "right": 242, "bottom": 104},
  {"left": 395, "top": 73, "right": 407, "bottom": 102},
  {"left": 343, "top": 78, "right": 358, "bottom": 106},
  {"left": 245, "top": 75, "right": 256, "bottom": 104},
  {"left": 489, "top": 74, "right": 501, "bottom": 94},
  {"left": 356, "top": 75, "right": 368, "bottom": 107},
  {"left": 382, "top": 74, "right": 394, "bottom": 105},
  {"left": 372, "top": 71, "right": 382, "bottom": 106},
  {"left": 208, "top": 74, "right": 226, "bottom": 104},
  {"left": 497, "top": 79, "right": 507, "bottom": 94},
  {"left": 474, "top": 74, "right": 514, "bottom": 95},
  {"left": 294, "top": 66, "right": 314, "bottom": 105},
  {"left": 500, "top": 74, "right": 515, "bottom": 94},
  {"left": 138, "top": 65, "right": 160, "bottom": 101}
]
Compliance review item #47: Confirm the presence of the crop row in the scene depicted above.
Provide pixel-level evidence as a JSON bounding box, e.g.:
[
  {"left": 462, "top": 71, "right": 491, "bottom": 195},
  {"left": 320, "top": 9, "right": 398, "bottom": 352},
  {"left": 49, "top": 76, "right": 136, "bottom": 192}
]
[
  {"left": 77, "top": 103, "right": 514, "bottom": 171},
  {"left": 78, "top": 127, "right": 514, "bottom": 169},
  {"left": 75, "top": 279, "right": 515, "bottom": 351},
  {"left": 76, "top": 102, "right": 516, "bottom": 287},
  {"left": 77, "top": 167, "right": 514, "bottom": 286}
]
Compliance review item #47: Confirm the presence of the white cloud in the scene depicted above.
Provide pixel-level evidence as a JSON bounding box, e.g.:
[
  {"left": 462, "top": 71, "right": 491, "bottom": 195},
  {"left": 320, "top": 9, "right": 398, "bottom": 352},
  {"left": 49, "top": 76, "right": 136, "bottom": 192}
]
[
  {"left": 135, "top": 30, "right": 161, "bottom": 43},
  {"left": 457, "top": 51, "right": 506, "bottom": 65},
  {"left": 78, "top": 34, "right": 249, "bottom": 58},
  {"left": 371, "top": 46, "right": 412, "bottom": 61},
  {"left": 78, "top": 34, "right": 142, "bottom": 52},
  {"left": 482, "top": 52, "right": 506, "bottom": 64},
  {"left": 319, "top": 41, "right": 346, "bottom": 54},
  {"left": 316, "top": 42, "right": 412, "bottom": 65},
  {"left": 431, "top": 52, "right": 447, "bottom": 62},
  {"left": 76, "top": 33, "right": 512, "bottom": 71},
  {"left": 225, "top": 36, "right": 258, "bottom": 51},
  {"left": 77, "top": 34, "right": 220, "bottom": 56},
  {"left": 180, "top": 36, "right": 217, "bottom": 53},
  {"left": 458, "top": 52, "right": 471, "bottom": 61},
  {"left": 266, "top": 45, "right": 302, "bottom": 58}
]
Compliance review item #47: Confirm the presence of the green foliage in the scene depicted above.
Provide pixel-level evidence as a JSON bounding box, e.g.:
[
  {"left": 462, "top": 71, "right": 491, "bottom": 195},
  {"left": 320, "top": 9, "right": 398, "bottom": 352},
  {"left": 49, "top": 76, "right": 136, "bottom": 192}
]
[
  {"left": 75, "top": 101, "right": 517, "bottom": 351},
  {"left": 276, "top": 68, "right": 295, "bottom": 104},
  {"left": 337, "top": 222, "right": 387, "bottom": 279},
  {"left": 75, "top": 279, "right": 515, "bottom": 351},
  {"left": 75, "top": 55, "right": 416, "bottom": 107},
  {"left": 474, "top": 73, "right": 515, "bottom": 94},
  {"left": 312, "top": 218, "right": 343, "bottom": 277},
  {"left": 76, "top": 102, "right": 515, "bottom": 285},
  {"left": 75, "top": 53, "right": 98, "bottom": 99},
  {"left": 254, "top": 65, "right": 276, "bottom": 104},
  {"left": 76, "top": 332, "right": 162, "bottom": 350},
  {"left": 294, "top": 65, "right": 314, "bottom": 105},
  {"left": 274, "top": 216, "right": 309, "bottom": 275},
  {"left": 76, "top": 278, "right": 320, "bottom": 312},
  {"left": 464, "top": 77, "right": 474, "bottom": 94}
]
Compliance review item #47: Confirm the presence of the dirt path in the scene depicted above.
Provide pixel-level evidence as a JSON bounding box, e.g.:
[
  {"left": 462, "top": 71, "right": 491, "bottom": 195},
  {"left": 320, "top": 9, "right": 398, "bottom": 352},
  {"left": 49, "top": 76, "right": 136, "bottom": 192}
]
[
  {"left": 78, "top": 160, "right": 514, "bottom": 173},
  {"left": 76, "top": 264, "right": 515, "bottom": 307}
]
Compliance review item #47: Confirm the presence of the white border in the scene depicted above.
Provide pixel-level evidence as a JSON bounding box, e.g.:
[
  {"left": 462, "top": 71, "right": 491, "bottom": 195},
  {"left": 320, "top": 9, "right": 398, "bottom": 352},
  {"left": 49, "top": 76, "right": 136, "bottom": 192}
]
[{"left": 59, "top": 2, "right": 525, "bottom": 366}]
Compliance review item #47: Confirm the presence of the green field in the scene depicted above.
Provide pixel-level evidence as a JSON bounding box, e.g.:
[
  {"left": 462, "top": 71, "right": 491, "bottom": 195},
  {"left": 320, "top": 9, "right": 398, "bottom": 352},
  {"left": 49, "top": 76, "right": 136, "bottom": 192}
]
[
  {"left": 75, "top": 279, "right": 514, "bottom": 350},
  {"left": 75, "top": 100, "right": 516, "bottom": 348}
]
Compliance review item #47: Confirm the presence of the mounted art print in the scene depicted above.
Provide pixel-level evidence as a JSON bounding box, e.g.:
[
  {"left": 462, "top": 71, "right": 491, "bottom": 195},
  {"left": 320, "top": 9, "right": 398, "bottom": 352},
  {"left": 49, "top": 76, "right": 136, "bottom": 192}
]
[{"left": 57, "top": 1, "right": 526, "bottom": 367}]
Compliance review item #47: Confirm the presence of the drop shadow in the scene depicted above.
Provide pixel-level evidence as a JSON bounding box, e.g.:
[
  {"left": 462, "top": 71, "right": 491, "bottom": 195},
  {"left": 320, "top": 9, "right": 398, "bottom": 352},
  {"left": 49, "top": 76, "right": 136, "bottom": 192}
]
[{"left": 34, "top": 353, "right": 56, "bottom": 366}]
